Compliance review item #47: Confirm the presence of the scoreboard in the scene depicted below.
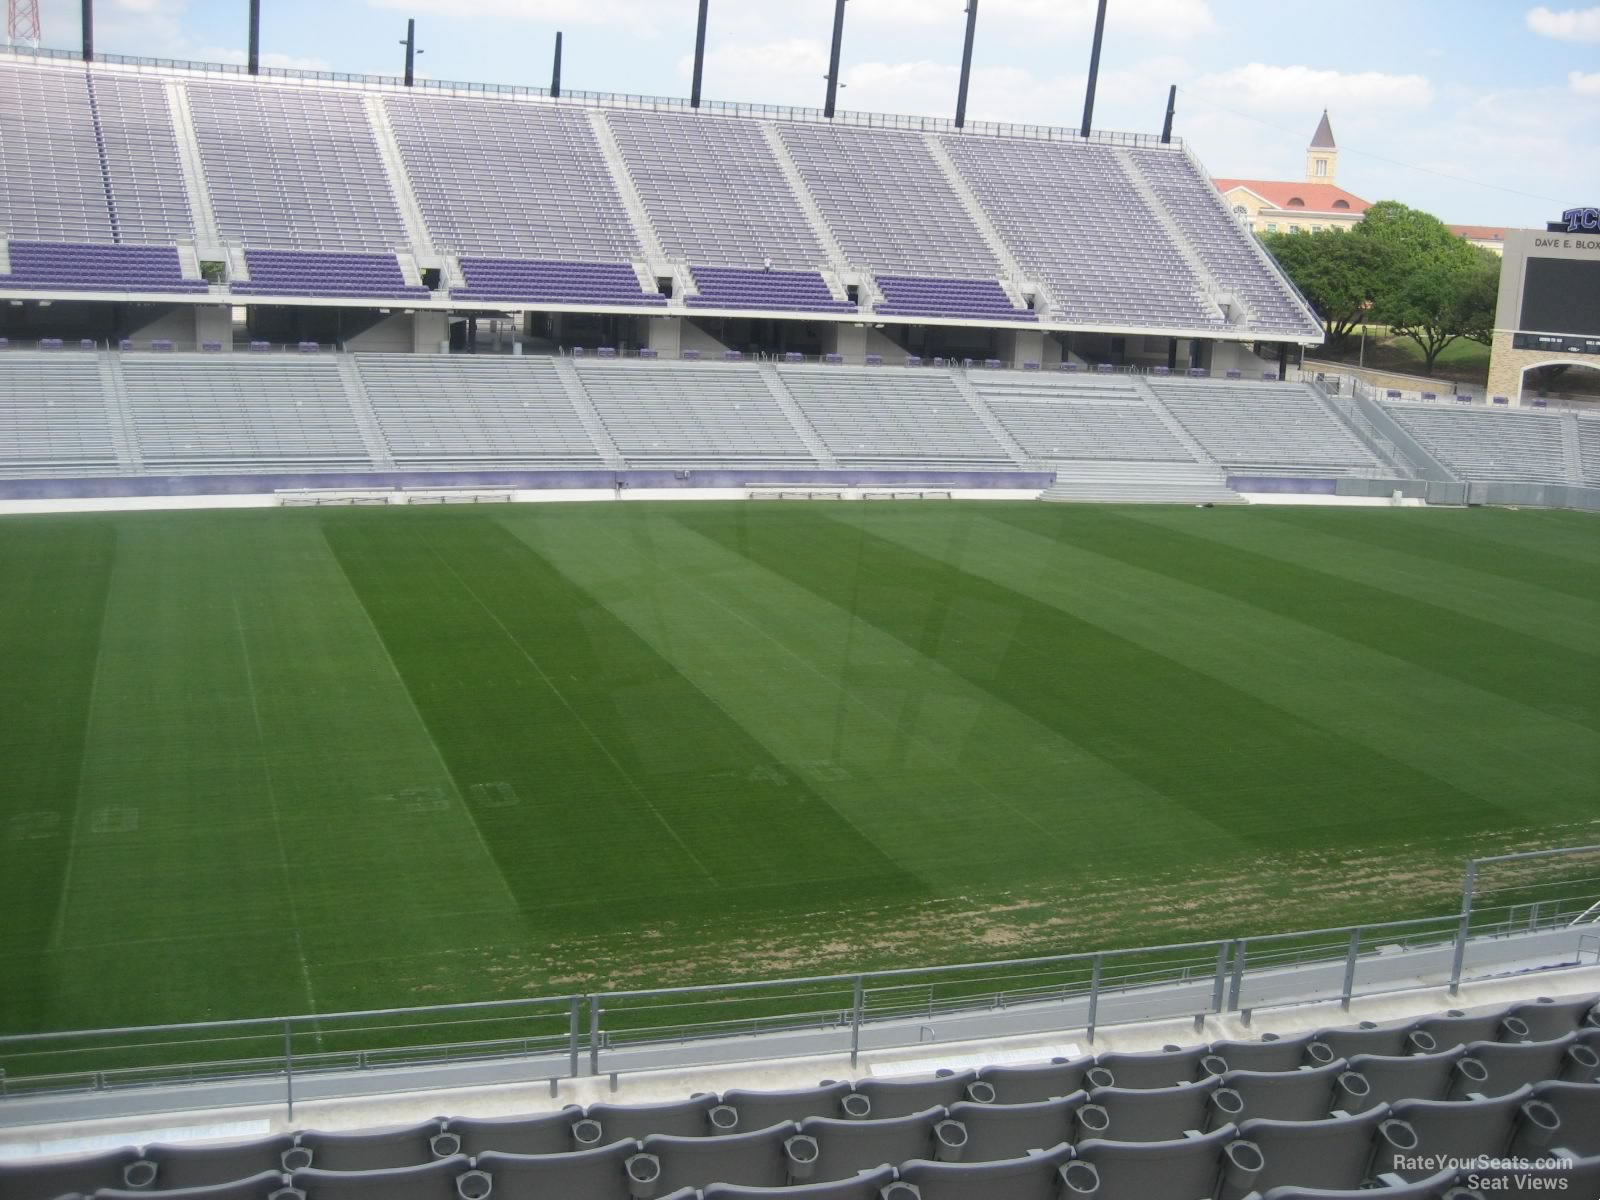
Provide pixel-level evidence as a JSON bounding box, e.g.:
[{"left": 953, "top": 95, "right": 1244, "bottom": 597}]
[{"left": 1499, "top": 226, "right": 1600, "bottom": 346}]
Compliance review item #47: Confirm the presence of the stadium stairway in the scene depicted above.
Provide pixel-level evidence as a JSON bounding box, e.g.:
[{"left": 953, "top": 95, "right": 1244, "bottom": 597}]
[{"left": 1040, "top": 462, "right": 1245, "bottom": 505}]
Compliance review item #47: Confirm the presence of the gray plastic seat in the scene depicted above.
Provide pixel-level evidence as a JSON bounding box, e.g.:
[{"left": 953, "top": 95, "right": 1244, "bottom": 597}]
[
  {"left": 1462, "top": 1032, "right": 1599, "bottom": 1095},
  {"left": 1529, "top": 1080, "right": 1600, "bottom": 1154},
  {"left": 1073, "top": 1124, "right": 1259, "bottom": 1200},
  {"left": 1310, "top": 1021, "right": 1436, "bottom": 1061},
  {"left": 443, "top": 1110, "right": 581, "bottom": 1157},
  {"left": 1221, "top": 1060, "right": 1350, "bottom": 1123},
  {"left": 1207, "top": 1033, "right": 1321, "bottom": 1074},
  {"left": 1416, "top": 1006, "right": 1529, "bottom": 1049},
  {"left": 582, "top": 1096, "right": 720, "bottom": 1141},
  {"left": 1458, "top": 1151, "right": 1600, "bottom": 1198},
  {"left": 92, "top": 1172, "right": 297, "bottom": 1200},
  {"left": 894, "top": 1143, "right": 1080, "bottom": 1200},
  {"left": 700, "top": 1164, "right": 897, "bottom": 1200},
  {"left": 474, "top": 1142, "right": 636, "bottom": 1200},
  {"left": 1346, "top": 1047, "right": 1477, "bottom": 1110},
  {"left": 1374, "top": 1086, "right": 1559, "bottom": 1180},
  {"left": 947, "top": 1094, "right": 1086, "bottom": 1161},
  {"left": 976, "top": 1056, "right": 1094, "bottom": 1104},
  {"left": 1082, "top": 1077, "right": 1229, "bottom": 1143},
  {"left": 796, "top": 1108, "right": 953, "bottom": 1182},
  {"left": 1257, "top": 1167, "right": 1460, "bottom": 1199},
  {"left": 1508, "top": 994, "right": 1600, "bottom": 1042},
  {"left": 290, "top": 1155, "right": 484, "bottom": 1200},
  {"left": 716, "top": 1083, "right": 852, "bottom": 1130},
  {"left": 295, "top": 1122, "right": 448, "bottom": 1171},
  {"left": 643, "top": 1123, "right": 798, "bottom": 1192},
  {"left": 0, "top": 1146, "right": 146, "bottom": 1199},
  {"left": 122, "top": 1137, "right": 300, "bottom": 1191},
  {"left": 1238, "top": 1108, "right": 1389, "bottom": 1192},
  {"left": 844, "top": 1069, "right": 991, "bottom": 1118},
  {"left": 1090, "top": 1045, "right": 1216, "bottom": 1089}
]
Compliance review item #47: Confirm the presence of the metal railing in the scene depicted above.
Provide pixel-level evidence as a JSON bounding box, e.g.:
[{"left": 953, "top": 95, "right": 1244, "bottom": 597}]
[
  {"left": 0, "top": 45, "right": 1177, "bottom": 149},
  {"left": 2, "top": 891, "right": 1593, "bottom": 1116}
]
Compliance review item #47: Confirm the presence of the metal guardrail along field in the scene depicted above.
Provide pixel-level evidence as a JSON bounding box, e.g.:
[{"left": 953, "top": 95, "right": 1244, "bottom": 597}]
[{"left": 2, "top": 890, "right": 1596, "bottom": 1108}]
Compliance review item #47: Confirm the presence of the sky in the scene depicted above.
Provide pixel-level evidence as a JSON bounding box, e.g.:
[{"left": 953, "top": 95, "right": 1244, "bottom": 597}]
[{"left": 28, "top": 0, "right": 1600, "bottom": 230}]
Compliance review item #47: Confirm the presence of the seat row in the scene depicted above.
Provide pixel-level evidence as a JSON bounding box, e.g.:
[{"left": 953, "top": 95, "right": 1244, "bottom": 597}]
[{"left": 15, "top": 1094, "right": 1599, "bottom": 1200}]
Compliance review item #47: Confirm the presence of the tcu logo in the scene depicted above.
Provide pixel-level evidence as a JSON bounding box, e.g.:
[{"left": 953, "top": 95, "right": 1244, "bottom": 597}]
[{"left": 1563, "top": 207, "right": 1600, "bottom": 232}]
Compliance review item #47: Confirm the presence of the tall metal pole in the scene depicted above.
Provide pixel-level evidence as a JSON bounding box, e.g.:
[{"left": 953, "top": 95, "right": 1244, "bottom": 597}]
[
  {"left": 822, "top": 0, "right": 846, "bottom": 119},
  {"left": 401, "top": 19, "right": 416, "bottom": 87},
  {"left": 247, "top": 0, "right": 261, "bottom": 75},
  {"left": 1079, "top": 0, "right": 1108, "bottom": 138},
  {"left": 689, "top": 0, "right": 708, "bottom": 108},
  {"left": 954, "top": 0, "right": 978, "bottom": 129},
  {"left": 551, "top": 30, "right": 562, "bottom": 99},
  {"left": 81, "top": 0, "right": 93, "bottom": 61},
  {"left": 1449, "top": 859, "right": 1476, "bottom": 996},
  {"left": 1160, "top": 83, "right": 1176, "bottom": 144}
]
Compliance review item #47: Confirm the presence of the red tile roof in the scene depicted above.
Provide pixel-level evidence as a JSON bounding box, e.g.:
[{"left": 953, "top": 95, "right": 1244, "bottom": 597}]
[
  {"left": 1213, "top": 179, "right": 1372, "bottom": 215},
  {"left": 1448, "top": 224, "right": 1507, "bottom": 241}
]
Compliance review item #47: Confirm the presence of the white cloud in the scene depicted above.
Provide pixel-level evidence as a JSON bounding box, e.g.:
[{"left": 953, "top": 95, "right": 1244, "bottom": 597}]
[
  {"left": 1571, "top": 69, "right": 1600, "bottom": 95},
  {"left": 1526, "top": 5, "right": 1600, "bottom": 42},
  {"left": 203, "top": 47, "right": 334, "bottom": 71},
  {"left": 1194, "top": 63, "right": 1433, "bottom": 111},
  {"left": 365, "top": 0, "right": 676, "bottom": 36}
]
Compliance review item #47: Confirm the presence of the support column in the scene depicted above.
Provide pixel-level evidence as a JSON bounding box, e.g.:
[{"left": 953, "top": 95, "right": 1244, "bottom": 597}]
[
  {"left": 413, "top": 310, "right": 448, "bottom": 354},
  {"left": 646, "top": 314, "right": 683, "bottom": 357},
  {"left": 1167, "top": 337, "right": 1178, "bottom": 371},
  {"left": 1277, "top": 342, "right": 1288, "bottom": 381},
  {"left": 1010, "top": 326, "right": 1044, "bottom": 369},
  {"left": 193, "top": 305, "right": 231, "bottom": 349}
]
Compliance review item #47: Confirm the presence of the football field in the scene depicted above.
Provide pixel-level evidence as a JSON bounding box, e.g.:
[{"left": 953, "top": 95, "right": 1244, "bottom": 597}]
[{"left": 3, "top": 501, "right": 1598, "bottom": 1035}]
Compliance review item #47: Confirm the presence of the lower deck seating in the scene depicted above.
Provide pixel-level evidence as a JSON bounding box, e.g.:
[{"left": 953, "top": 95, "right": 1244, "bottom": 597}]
[
  {"left": 1150, "top": 381, "right": 1378, "bottom": 475},
  {"left": 6, "top": 994, "right": 1595, "bottom": 1200},
  {"left": 0, "top": 352, "right": 121, "bottom": 477},
  {"left": 779, "top": 366, "right": 1012, "bottom": 467},
  {"left": 1385, "top": 403, "right": 1573, "bottom": 484}
]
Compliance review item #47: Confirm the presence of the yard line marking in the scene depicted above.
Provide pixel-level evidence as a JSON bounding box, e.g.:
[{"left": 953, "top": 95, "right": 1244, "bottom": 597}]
[
  {"left": 47, "top": 558, "right": 119, "bottom": 954},
  {"left": 431, "top": 550, "right": 720, "bottom": 887},
  {"left": 233, "top": 599, "right": 323, "bottom": 1039},
  {"left": 347, "top": 584, "right": 524, "bottom": 917}
]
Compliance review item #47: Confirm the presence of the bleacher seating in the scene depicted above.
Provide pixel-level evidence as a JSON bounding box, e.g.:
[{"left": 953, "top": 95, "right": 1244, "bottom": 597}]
[
  {"left": 974, "top": 377, "right": 1194, "bottom": 462},
  {"left": 606, "top": 110, "right": 824, "bottom": 270},
  {"left": 687, "top": 266, "right": 855, "bottom": 313},
  {"left": 1126, "top": 150, "right": 1320, "bottom": 339},
  {"left": 1581, "top": 414, "right": 1600, "bottom": 486},
  {"left": 187, "top": 82, "right": 406, "bottom": 252},
  {"left": 1386, "top": 403, "right": 1574, "bottom": 484},
  {"left": 940, "top": 136, "right": 1221, "bottom": 329},
  {"left": 1150, "top": 381, "right": 1379, "bottom": 474},
  {"left": 779, "top": 366, "right": 1013, "bottom": 468},
  {"left": 384, "top": 95, "right": 641, "bottom": 261},
  {"left": 88, "top": 73, "right": 196, "bottom": 245},
  {"left": 576, "top": 361, "right": 815, "bottom": 467},
  {"left": 121, "top": 355, "right": 371, "bottom": 474},
  {"left": 875, "top": 276, "right": 1036, "bottom": 322},
  {"left": 454, "top": 259, "right": 666, "bottom": 306},
  {"left": 0, "top": 352, "right": 121, "bottom": 477},
  {"left": 4, "top": 994, "right": 1597, "bottom": 1199},
  {"left": 357, "top": 355, "right": 602, "bottom": 469},
  {"left": 234, "top": 250, "right": 428, "bottom": 299},
  {"left": 775, "top": 124, "right": 998, "bottom": 279},
  {"left": 0, "top": 241, "right": 206, "bottom": 293}
]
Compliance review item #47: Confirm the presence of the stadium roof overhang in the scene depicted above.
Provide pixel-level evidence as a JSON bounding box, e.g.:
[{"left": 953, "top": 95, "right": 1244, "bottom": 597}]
[{"left": 0, "top": 286, "right": 1324, "bottom": 345}]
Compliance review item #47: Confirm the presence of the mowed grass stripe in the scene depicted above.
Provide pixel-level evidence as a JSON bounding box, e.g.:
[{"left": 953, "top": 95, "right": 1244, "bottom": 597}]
[
  {"left": 508, "top": 507, "right": 1243, "bottom": 891},
  {"left": 324, "top": 512, "right": 920, "bottom": 939},
  {"left": 997, "top": 507, "right": 1600, "bottom": 734},
  {"left": 681, "top": 506, "right": 1500, "bottom": 847},
  {"left": 852, "top": 508, "right": 1596, "bottom": 833},
  {"left": 0, "top": 520, "right": 114, "bottom": 1029}
]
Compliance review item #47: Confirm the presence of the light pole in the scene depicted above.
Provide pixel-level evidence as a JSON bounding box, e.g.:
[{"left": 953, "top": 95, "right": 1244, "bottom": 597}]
[{"left": 1358, "top": 298, "right": 1373, "bottom": 369}]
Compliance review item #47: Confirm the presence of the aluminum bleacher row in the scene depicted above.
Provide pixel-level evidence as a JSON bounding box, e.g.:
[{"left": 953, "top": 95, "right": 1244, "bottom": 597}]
[
  {"left": 5, "top": 995, "right": 1598, "bottom": 1200},
  {"left": 12, "top": 352, "right": 1592, "bottom": 488},
  {"left": 0, "top": 55, "right": 1321, "bottom": 338}
]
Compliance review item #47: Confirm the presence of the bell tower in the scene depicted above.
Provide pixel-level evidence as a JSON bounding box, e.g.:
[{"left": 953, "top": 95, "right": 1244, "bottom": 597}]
[{"left": 1306, "top": 110, "right": 1338, "bottom": 185}]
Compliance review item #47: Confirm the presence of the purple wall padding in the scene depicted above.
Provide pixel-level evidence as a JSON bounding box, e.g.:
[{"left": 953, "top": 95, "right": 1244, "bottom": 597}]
[
  {"left": 1226, "top": 476, "right": 1338, "bottom": 494},
  {"left": 0, "top": 469, "right": 1054, "bottom": 501}
]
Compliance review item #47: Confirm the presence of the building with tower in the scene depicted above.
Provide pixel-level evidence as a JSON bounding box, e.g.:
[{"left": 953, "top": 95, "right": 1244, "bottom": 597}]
[{"left": 1214, "top": 111, "right": 1372, "bottom": 236}]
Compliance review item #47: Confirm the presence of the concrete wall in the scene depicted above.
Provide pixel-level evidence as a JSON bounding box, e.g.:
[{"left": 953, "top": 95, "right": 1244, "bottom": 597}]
[
  {"left": 1484, "top": 330, "right": 1600, "bottom": 405},
  {"left": 645, "top": 315, "right": 683, "bottom": 358},
  {"left": 345, "top": 313, "right": 416, "bottom": 353}
]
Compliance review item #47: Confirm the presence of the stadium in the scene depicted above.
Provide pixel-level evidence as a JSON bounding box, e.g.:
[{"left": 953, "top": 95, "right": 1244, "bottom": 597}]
[{"left": 1, "top": 0, "right": 1599, "bottom": 1197}]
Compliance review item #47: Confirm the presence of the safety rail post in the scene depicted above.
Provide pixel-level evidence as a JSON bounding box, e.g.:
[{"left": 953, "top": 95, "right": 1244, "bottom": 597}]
[
  {"left": 588, "top": 996, "right": 602, "bottom": 1077},
  {"left": 282, "top": 1020, "right": 294, "bottom": 1122},
  {"left": 568, "top": 997, "right": 581, "bottom": 1079},
  {"left": 1086, "top": 953, "right": 1102, "bottom": 1043},
  {"left": 1341, "top": 928, "right": 1361, "bottom": 1010},
  {"left": 1226, "top": 939, "right": 1245, "bottom": 1011},
  {"left": 1211, "top": 941, "right": 1229, "bottom": 1014},
  {"left": 850, "top": 976, "right": 864, "bottom": 1069},
  {"left": 1450, "top": 860, "right": 1476, "bottom": 996}
]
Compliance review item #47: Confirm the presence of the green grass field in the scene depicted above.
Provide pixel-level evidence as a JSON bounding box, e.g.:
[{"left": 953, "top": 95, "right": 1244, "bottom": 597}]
[{"left": 3, "top": 502, "right": 1598, "bottom": 1037}]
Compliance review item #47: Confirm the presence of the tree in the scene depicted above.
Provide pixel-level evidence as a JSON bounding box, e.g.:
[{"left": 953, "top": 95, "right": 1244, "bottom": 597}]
[
  {"left": 1354, "top": 202, "right": 1500, "bottom": 375},
  {"left": 1260, "top": 228, "right": 1393, "bottom": 351}
]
